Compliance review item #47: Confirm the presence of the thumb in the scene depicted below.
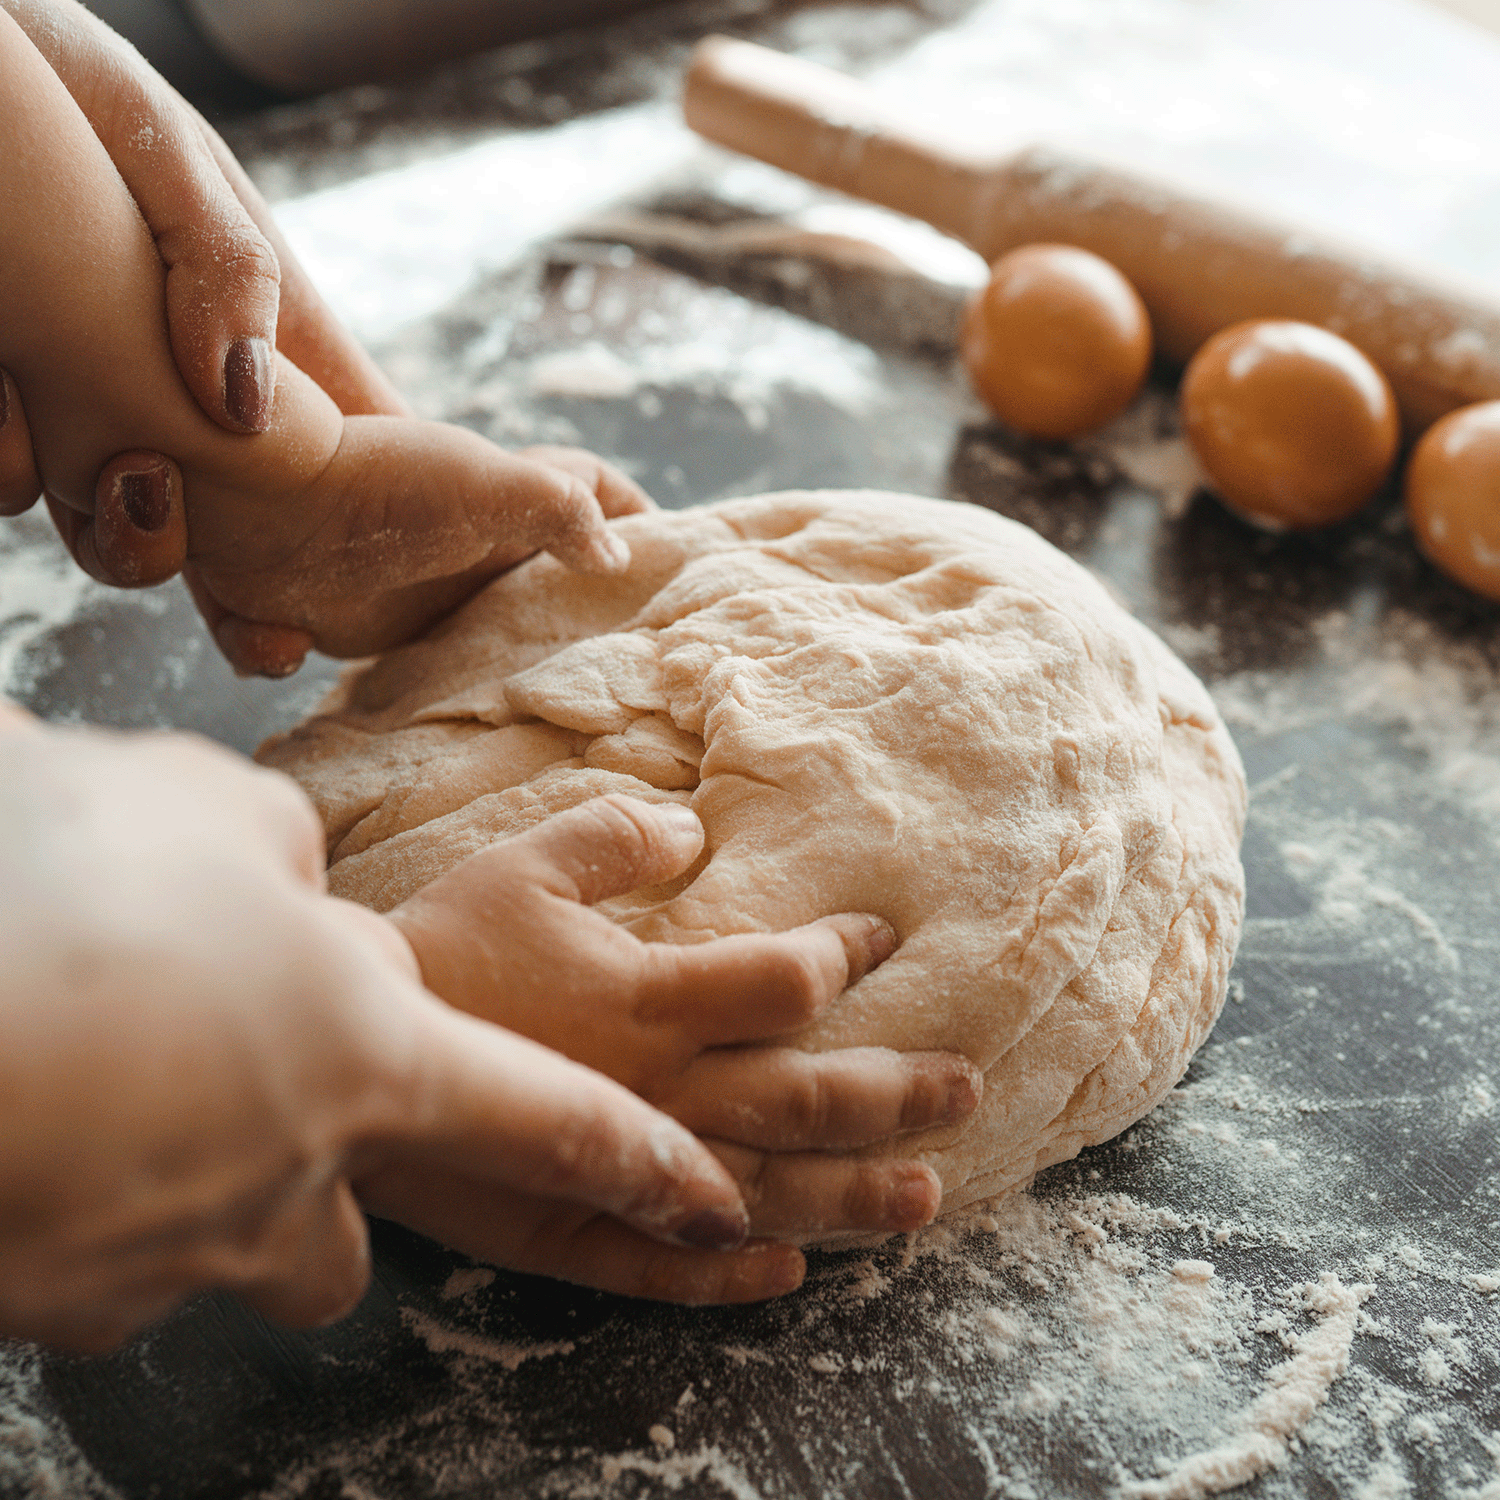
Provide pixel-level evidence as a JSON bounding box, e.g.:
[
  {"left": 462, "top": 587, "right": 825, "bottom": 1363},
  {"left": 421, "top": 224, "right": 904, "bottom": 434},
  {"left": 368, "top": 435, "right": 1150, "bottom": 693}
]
[
  {"left": 44, "top": 452, "right": 187, "bottom": 590},
  {"left": 183, "top": 565, "right": 316, "bottom": 679},
  {"left": 392, "top": 1003, "right": 750, "bottom": 1252},
  {"left": 18, "top": 0, "right": 281, "bottom": 432}
]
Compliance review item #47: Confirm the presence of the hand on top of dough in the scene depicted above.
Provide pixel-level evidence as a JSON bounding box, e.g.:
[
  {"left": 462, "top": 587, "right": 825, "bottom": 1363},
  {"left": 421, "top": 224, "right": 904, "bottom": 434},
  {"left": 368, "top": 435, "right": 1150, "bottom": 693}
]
[
  {"left": 0, "top": 723, "right": 785, "bottom": 1350},
  {"left": 173, "top": 437, "right": 653, "bottom": 678},
  {"left": 382, "top": 794, "right": 983, "bottom": 1261}
]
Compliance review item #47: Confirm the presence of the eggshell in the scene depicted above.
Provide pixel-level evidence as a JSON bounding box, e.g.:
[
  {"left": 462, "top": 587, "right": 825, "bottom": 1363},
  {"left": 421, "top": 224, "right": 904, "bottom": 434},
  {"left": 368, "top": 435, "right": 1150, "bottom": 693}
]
[
  {"left": 961, "top": 244, "right": 1152, "bottom": 440},
  {"left": 1179, "top": 319, "right": 1399, "bottom": 530},
  {"left": 1405, "top": 399, "right": 1500, "bottom": 601}
]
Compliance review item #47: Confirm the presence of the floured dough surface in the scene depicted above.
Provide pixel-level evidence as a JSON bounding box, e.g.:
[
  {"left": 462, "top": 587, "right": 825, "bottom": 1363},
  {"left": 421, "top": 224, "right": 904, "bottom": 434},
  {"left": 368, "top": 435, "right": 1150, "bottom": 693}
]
[{"left": 261, "top": 491, "right": 1246, "bottom": 1227}]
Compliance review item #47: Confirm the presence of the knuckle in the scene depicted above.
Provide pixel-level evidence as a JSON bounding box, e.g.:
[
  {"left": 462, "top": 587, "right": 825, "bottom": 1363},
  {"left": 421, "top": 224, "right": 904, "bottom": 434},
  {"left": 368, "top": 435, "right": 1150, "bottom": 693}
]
[
  {"left": 782, "top": 1063, "right": 833, "bottom": 1142},
  {"left": 898, "top": 1062, "right": 947, "bottom": 1131},
  {"left": 530, "top": 466, "right": 602, "bottom": 532},
  {"left": 844, "top": 1164, "right": 887, "bottom": 1223},
  {"left": 730, "top": 1148, "right": 772, "bottom": 1212},
  {"left": 766, "top": 947, "right": 827, "bottom": 1024},
  {"left": 578, "top": 793, "right": 658, "bottom": 865},
  {"left": 217, "top": 229, "right": 282, "bottom": 293},
  {"left": 628, "top": 1245, "right": 697, "bottom": 1304},
  {"left": 543, "top": 1092, "right": 627, "bottom": 1201},
  {"left": 562, "top": 486, "right": 603, "bottom": 537},
  {"left": 455, "top": 841, "right": 526, "bottom": 896}
]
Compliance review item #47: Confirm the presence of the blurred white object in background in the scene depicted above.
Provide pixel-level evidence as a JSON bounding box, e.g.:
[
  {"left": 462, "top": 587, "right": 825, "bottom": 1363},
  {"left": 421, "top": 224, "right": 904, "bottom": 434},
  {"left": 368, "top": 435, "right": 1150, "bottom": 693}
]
[
  {"left": 182, "top": 0, "right": 669, "bottom": 92},
  {"left": 83, "top": 0, "right": 672, "bottom": 102},
  {"left": 1421, "top": 0, "right": 1500, "bottom": 34}
]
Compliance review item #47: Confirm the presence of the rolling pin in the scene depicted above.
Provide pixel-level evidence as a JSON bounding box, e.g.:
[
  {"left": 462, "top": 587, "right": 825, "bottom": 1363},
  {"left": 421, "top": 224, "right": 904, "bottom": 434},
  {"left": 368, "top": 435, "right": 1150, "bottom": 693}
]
[{"left": 683, "top": 35, "right": 1500, "bottom": 433}]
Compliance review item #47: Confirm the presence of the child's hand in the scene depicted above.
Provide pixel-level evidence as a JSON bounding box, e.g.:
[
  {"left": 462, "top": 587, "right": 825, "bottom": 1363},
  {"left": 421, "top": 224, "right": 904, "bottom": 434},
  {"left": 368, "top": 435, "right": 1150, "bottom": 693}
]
[
  {"left": 0, "top": 721, "right": 767, "bottom": 1351},
  {"left": 387, "top": 795, "right": 982, "bottom": 1245},
  {"left": 175, "top": 434, "right": 655, "bottom": 678}
]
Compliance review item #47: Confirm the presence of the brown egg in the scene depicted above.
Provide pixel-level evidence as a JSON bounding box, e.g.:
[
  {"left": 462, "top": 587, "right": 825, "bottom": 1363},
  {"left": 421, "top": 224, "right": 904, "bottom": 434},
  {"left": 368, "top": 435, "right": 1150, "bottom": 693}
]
[
  {"left": 1405, "top": 400, "right": 1500, "bottom": 601},
  {"left": 1179, "top": 319, "right": 1399, "bottom": 529},
  {"left": 961, "top": 244, "right": 1152, "bottom": 440}
]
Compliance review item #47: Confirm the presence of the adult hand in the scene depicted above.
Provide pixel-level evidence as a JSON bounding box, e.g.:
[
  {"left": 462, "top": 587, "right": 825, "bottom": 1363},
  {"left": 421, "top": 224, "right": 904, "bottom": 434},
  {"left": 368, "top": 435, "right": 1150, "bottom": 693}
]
[
  {"left": 387, "top": 795, "right": 981, "bottom": 1257},
  {"left": 0, "top": 0, "right": 408, "bottom": 587},
  {"left": 0, "top": 723, "right": 761, "bottom": 1353},
  {"left": 3, "top": 0, "right": 405, "bottom": 434}
]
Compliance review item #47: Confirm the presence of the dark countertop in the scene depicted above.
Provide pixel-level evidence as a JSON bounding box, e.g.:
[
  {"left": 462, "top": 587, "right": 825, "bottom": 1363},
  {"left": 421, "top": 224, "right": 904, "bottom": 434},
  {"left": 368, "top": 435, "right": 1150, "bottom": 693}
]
[{"left": 3, "top": 2, "right": 1499, "bottom": 1495}]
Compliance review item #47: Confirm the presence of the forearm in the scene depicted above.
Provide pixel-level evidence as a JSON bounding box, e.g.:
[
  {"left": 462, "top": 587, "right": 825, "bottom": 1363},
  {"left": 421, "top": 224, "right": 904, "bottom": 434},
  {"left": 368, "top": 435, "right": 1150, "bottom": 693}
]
[{"left": 0, "top": 9, "right": 342, "bottom": 511}]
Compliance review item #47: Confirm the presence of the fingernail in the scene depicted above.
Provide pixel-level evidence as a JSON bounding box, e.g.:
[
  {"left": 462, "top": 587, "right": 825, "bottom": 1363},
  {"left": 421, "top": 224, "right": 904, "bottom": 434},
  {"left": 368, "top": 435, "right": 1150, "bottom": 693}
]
[
  {"left": 765, "top": 1251, "right": 805, "bottom": 1297},
  {"left": 117, "top": 463, "right": 172, "bottom": 533},
  {"left": 658, "top": 803, "right": 702, "bottom": 837},
  {"left": 944, "top": 1070, "right": 982, "bottom": 1123},
  {"left": 887, "top": 1169, "right": 939, "bottom": 1230},
  {"left": 676, "top": 1207, "right": 749, "bottom": 1251},
  {"left": 863, "top": 916, "right": 898, "bottom": 966},
  {"left": 225, "top": 336, "right": 272, "bottom": 430}
]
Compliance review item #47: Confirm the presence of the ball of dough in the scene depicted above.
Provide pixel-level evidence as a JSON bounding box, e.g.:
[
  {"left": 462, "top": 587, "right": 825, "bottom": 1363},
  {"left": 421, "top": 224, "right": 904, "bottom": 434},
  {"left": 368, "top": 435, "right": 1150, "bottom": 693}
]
[
  {"left": 961, "top": 244, "right": 1152, "bottom": 440},
  {"left": 261, "top": 492, "right": 1246, "bottom": 1234}
]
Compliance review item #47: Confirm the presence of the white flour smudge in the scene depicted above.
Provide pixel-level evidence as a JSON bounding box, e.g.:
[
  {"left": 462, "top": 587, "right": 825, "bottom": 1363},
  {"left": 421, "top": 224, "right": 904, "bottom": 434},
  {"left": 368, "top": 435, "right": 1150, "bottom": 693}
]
[{"left": 0, "top": 515, "right": 102, "bottom": 701}]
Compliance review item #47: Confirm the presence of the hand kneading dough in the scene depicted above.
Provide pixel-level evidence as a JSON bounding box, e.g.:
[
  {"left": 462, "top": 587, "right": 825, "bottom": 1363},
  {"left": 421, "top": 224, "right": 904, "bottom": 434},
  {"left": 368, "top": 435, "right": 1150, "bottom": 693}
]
[{"left": 260, "top": 491, "right": 1246, "bottom": 1233}]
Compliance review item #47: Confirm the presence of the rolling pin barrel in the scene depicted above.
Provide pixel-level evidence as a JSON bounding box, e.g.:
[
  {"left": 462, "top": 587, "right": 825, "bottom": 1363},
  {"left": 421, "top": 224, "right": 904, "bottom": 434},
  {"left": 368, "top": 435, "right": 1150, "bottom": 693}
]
[{"left": 684, "top": 35, "right": 1500, "bottom": 432}]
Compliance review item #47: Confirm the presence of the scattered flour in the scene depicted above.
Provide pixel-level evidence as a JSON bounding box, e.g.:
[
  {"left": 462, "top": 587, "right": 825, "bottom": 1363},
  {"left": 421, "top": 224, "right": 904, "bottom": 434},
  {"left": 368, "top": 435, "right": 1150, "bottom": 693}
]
[
  {"left": 401, "top": 1308, "right": 574, "bottom": 1371},
  {"left": 440, "top": 1266, "right": 497, "bottom": 1301},
  {"left": 1213, "top": 610, "right": 1500, "bottom": 828},
  {"left": 507, "top": 274, "right": 886, "bottom": 424},
  {"left": 0, "top": 1349, "right": 117, "bottom": 1499},
  {"left": 1097, "top": 388, "right": 1209, "bottom": 520},
  {"left": 1123, "top": 1276, "right": 1370, "bottom": 1499},
  {"left": 0, "top": 514, "right": 103, "bottom": 701},
  {"left": 226, "top": 1099, "right": 1494, "bottom": 1500},
  {"left": 590, "top": 1444, "right": 760, "bottom": 1499}
]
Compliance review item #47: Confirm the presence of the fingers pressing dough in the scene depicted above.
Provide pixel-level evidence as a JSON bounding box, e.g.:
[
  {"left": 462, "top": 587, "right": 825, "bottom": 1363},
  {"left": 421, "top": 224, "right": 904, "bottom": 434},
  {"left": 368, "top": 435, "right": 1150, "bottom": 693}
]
[{"left": 262, "top": 492, "right": 1247, "bottom": 1242}]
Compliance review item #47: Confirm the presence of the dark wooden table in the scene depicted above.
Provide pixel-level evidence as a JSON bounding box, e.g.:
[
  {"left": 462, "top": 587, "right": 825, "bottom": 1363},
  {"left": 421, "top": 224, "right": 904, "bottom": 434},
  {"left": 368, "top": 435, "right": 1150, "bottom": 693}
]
[{"left": 4, "top": 1, "right": 1499, "bottom": 1494}]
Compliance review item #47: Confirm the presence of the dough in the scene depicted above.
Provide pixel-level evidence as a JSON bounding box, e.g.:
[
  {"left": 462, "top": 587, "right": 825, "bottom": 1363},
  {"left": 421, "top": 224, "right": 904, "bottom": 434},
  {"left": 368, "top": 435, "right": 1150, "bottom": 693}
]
[{"left": 260, "top": 491, "right": 1246, "bottom": 1228}]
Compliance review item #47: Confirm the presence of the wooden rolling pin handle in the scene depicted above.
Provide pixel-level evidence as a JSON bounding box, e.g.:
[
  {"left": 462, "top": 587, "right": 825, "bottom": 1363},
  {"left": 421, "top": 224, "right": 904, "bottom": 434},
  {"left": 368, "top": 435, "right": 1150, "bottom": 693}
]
[
  {"left": 684, "top": 35, "right": 1500, "bottom": 433},
  {"left": 683, "top": 36, "right": 994, "bottom": 251}
]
